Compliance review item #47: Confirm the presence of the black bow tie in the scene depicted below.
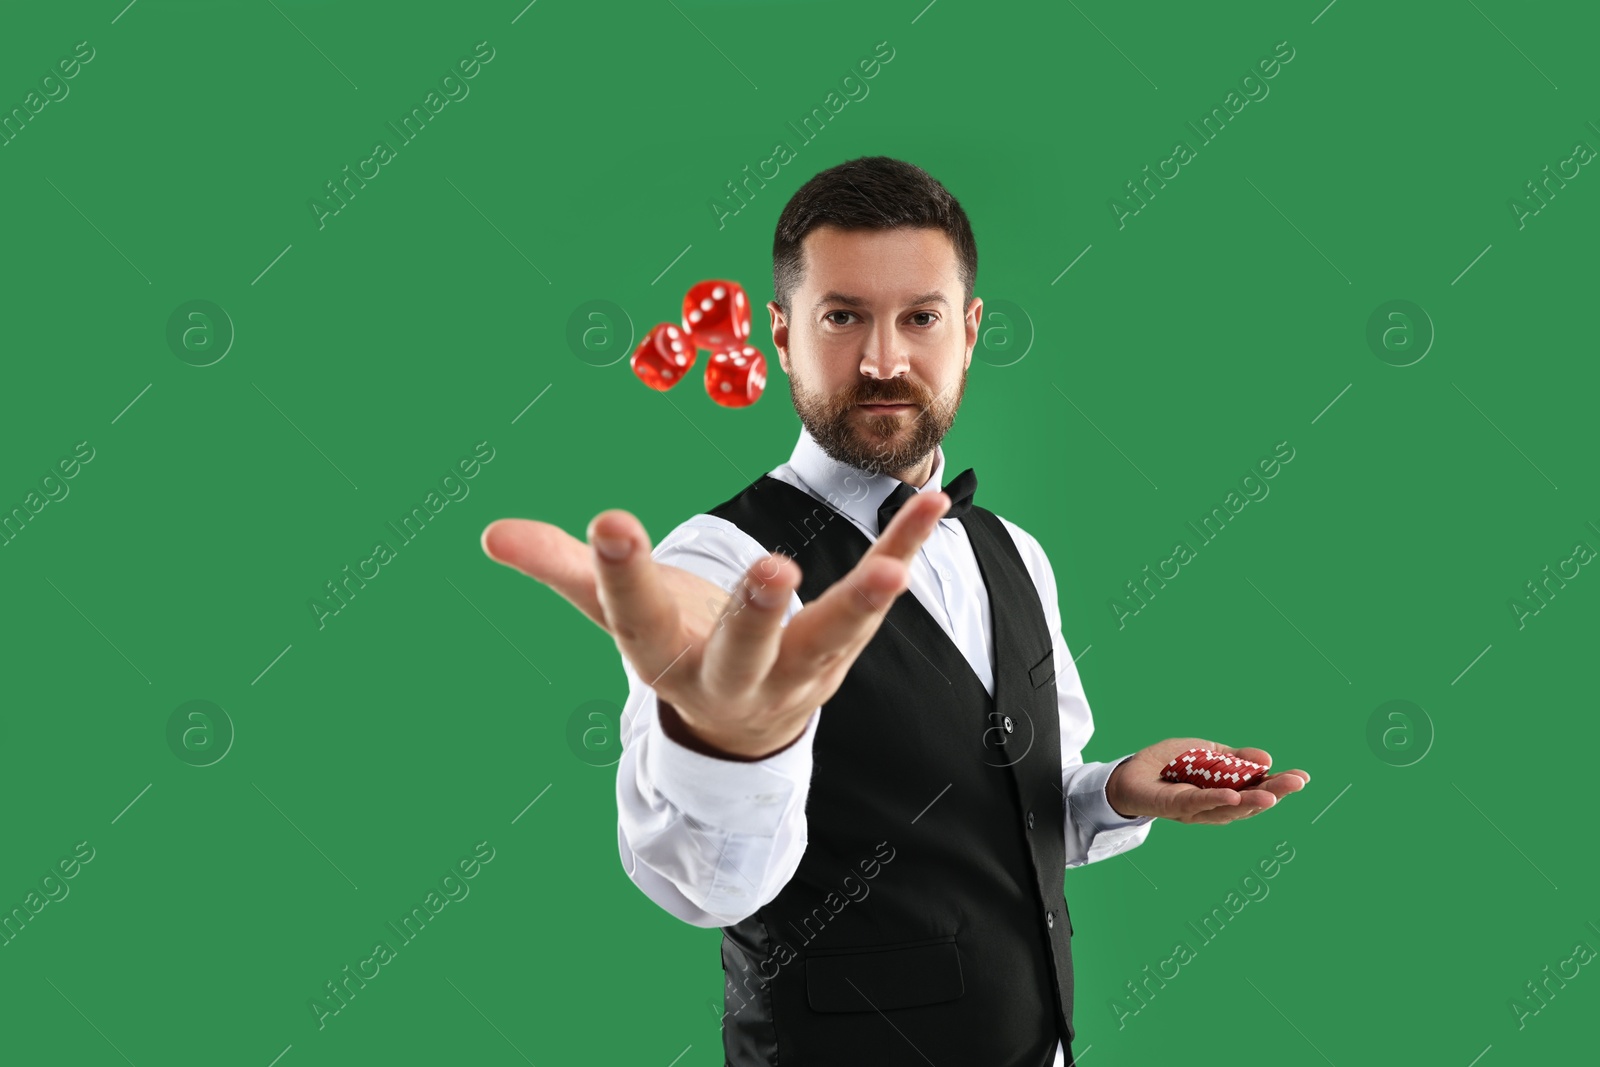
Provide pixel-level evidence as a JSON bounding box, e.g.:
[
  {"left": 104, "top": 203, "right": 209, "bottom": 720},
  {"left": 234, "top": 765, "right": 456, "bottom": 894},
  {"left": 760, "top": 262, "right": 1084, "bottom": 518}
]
[{"left": 876, "top": 466, "right": 977, "bottom": 533}]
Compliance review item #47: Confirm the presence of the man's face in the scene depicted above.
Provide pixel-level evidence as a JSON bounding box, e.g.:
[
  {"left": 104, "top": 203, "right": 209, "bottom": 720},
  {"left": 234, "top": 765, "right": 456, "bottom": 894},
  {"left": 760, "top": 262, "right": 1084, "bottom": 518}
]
[{"left": 769, "top": 224, "right": 980, "bottom": 479}]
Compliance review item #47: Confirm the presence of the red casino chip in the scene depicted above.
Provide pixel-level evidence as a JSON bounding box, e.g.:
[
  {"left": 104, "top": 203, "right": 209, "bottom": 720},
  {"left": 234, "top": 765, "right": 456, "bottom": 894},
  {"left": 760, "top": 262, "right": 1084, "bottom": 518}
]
[{"left": 1160, "top": 747, "right": 1269, "bottom": 789}]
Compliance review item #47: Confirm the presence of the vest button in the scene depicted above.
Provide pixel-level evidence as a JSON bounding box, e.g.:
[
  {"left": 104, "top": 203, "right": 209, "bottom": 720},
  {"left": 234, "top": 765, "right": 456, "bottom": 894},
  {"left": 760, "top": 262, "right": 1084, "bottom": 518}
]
[
  {"left": 1026, "top": 811, "right": 1035, "bottom": 830},
  {"left": 1002, "top": 715, "right": 1014, "bottom": 733},
  {"left": 1046, "top": 911, "right": 1054, "bottom": 929}
]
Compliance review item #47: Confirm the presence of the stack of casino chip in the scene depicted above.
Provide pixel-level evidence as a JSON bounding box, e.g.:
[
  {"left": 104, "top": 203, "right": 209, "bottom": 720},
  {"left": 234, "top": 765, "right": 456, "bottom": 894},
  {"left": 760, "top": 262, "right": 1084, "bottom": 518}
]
[{"left": 1159, "top": 748, "right": 1269, "bottom": 789}]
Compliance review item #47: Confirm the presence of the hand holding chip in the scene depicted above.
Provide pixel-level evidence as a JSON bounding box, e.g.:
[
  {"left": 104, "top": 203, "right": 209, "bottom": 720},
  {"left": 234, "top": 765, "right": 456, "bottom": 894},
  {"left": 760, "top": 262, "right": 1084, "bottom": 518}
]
[{"left": 1106, "top": 737, "right": 1309, "bottom": 825}]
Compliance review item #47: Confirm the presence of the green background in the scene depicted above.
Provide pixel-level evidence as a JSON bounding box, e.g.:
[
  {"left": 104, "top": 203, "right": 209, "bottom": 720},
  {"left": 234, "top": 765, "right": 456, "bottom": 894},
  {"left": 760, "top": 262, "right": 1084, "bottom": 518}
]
[{"left": 2, "top": 0, "right": 1594, "bottom": 1064}]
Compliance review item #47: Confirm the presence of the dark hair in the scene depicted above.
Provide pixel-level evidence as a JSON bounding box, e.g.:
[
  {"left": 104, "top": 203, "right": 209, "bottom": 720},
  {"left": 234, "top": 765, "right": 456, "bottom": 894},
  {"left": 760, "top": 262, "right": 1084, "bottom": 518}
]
[{"left": 772, "top": 156, "right": 977, "bottom": 318}]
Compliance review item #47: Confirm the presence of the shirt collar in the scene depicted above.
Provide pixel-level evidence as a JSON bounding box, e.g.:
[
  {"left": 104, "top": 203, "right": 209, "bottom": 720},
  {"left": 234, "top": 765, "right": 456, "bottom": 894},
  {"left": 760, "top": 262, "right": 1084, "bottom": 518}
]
[{"left": 785, "top": 423, "right": 947, "bottom": 535}]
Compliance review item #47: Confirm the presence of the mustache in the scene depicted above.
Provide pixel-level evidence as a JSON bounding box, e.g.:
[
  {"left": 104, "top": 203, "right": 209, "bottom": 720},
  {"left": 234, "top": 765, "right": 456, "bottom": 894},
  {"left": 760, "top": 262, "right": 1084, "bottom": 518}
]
[{"left": 851, "top": 382, "right": 927, "bottom": 405}]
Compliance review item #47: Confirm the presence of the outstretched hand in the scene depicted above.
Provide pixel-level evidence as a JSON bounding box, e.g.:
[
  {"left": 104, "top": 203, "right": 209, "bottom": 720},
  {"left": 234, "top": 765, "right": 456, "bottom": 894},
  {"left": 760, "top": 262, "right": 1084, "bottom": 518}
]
[
  {"left": 478, "top": 490, "right": 954, "bottom": 760},
  {"left": 1106, "top": 737, "right": 1309, "bottom": 825}
]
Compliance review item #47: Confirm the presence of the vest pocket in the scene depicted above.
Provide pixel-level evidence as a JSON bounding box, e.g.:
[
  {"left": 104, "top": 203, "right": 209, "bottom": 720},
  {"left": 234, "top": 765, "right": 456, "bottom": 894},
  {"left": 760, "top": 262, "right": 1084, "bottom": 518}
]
[
  {"left": 804, "top": 934, "right": 964, "bottom": 1013},
  {"left": 1029, "top": 647, "right": 1056, "bottom": 689}
]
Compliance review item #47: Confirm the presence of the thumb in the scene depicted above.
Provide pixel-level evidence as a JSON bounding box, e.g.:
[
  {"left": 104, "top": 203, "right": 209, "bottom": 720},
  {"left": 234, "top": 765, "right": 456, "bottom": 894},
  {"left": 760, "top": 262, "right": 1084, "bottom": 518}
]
[{"left": 481, "top": 518, "right": 606, "bottom": 628}]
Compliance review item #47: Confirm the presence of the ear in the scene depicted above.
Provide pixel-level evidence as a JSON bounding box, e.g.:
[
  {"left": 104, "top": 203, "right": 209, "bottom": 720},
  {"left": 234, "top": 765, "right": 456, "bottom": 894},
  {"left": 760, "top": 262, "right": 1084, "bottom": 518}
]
[
  {"left": 963, "top": 296, "right": 982, "bottom": 371},
  {"left": 768, "top": 300, "right": 791, "bottom": 375}
]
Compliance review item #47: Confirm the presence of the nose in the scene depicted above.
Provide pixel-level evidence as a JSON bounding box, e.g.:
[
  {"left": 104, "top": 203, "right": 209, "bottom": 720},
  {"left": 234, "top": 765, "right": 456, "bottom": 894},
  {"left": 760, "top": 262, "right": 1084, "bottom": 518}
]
[{"left": 858, "top": 317, "right": 909, "bottom": 380}]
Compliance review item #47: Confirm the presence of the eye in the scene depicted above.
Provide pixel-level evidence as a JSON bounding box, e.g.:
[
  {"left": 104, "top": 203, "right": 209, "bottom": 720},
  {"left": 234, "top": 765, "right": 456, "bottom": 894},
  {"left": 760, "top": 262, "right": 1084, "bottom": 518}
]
[
  {"left": 909, "top": 312, "right": 938, "bottom": 327},
  {"left": 824, "top": 310, "right": 857, "bottom": 326}
]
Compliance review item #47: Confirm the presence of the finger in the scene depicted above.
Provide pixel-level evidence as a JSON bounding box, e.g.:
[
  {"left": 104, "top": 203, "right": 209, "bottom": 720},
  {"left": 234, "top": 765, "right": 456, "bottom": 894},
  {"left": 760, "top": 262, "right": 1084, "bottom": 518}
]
[
  {"left": 1187, "top": 791, "right": 1274, "bottom": 825},
  {"left": 700, "top": 553, "right": 800, "bottom": 697},
  {"left": 481, "top": 518, "right": 605, "bottom": 628},
  {"left": 863, "top": 489, "right": 951, "bottom": 566},
  {"left": 585, "top": 509, "right": 682, "bottom": 675},
  {"left": 755, "top": 490, "right": 944, "bottom": 689},
  {"left": 1232, "top": 788, "right": 1282, "bottom": 811},
  {"left": 765, "top": 554, "right": 910, "bottom": 693},
  {"left": 1161, "top": 783, "right": 1244, "bottom": 820},
  {"left": 1256, "top": 771, "right": 1309, "bottom": 798}
]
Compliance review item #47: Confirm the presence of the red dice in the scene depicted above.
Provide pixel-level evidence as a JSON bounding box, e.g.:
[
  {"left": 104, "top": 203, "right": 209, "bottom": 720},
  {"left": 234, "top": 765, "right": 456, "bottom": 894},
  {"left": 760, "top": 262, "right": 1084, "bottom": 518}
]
[
  {"left": 705, "top": 345, "right": 767, "bottom": 408},
  {"left": 629, "top": 322, "right": 695, "bottom": 391},
  {"left": 682, "top": 279, "right": 751, "bottom": 353}
]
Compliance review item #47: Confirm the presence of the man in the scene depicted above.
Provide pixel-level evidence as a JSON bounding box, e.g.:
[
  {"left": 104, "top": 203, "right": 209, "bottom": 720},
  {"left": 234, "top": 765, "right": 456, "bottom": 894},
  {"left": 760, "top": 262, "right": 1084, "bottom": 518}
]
[{"left": 482, "top": 156, "right": 1309, "bottom": 1066}]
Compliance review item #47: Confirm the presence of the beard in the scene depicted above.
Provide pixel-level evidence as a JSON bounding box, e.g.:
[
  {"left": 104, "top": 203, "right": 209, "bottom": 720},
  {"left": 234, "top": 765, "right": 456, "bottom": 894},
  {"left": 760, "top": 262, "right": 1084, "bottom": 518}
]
[{"left": 788, "top": 363, "right": 967, "bottom": 479}]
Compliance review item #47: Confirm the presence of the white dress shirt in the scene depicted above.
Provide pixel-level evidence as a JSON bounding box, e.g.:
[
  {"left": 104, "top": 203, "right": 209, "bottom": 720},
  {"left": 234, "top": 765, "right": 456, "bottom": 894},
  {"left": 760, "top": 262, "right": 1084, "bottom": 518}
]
[{"left": 615, "top": 424, "right": 1155, "bottom": 1065}]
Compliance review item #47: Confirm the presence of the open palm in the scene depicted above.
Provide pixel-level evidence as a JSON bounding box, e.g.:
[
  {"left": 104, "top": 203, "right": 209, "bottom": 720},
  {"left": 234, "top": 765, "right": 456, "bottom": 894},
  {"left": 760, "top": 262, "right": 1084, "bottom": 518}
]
[
  {"left": 1107, "top": 737, "right": 1310, "bottom": 825},
  {"left": 480, "top": 492, "right": 953, "bottom": 759}
]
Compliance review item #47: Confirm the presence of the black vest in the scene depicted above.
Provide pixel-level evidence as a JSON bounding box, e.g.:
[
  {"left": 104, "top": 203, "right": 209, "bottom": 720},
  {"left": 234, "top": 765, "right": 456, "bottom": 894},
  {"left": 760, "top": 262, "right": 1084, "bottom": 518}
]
[{"left": 707, "top": 474, "right": 1075, "bottom": 1067}]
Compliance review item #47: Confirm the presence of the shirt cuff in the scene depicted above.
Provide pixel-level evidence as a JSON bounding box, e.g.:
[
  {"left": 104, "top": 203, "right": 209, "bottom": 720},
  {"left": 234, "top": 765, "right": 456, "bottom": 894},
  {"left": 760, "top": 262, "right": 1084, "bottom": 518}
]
[
  {"left": 1070, "top": 754, "right": 1155, "bottom": 832},
  {"left": 642, "top": 693, "right": 820, "bottom": 837}
]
